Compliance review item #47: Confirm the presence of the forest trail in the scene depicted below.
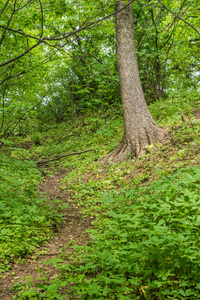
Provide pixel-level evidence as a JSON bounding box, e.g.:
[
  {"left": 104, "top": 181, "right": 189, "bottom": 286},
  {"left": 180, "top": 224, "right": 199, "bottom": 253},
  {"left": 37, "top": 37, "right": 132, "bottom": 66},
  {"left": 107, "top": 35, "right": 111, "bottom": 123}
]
[
  {"left": 0, "top": 109, "right": 199, "bottom": 299},
  {"left": 0, "top": 171, "right": 93, "bottom": 299}
]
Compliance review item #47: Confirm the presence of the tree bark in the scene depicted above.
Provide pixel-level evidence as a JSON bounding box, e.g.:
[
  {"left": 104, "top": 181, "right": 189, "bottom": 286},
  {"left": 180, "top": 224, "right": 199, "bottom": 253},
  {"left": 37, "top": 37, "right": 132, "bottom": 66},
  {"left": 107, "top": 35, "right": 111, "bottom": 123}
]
[{"left": 101, "top": 0, "right": 166, "bottom": 163}]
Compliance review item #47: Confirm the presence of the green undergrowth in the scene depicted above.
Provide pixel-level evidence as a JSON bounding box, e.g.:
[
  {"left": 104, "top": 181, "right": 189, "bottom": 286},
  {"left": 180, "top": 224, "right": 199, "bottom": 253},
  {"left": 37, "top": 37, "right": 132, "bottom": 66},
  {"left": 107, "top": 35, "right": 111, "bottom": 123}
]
[
  {"left": 14, "top": 166, "right": 200, "bottom": 299},
  {"left": 149, "top": 90, "right": 199, "bottom": 127},
  {"left": 0, "top": 152, "right": 63, "bottom": 274},
  {"left": 2, "top": 92, "right": 200, "bottom": 298},
  {"left": 18, "top": 93, "right": 199, "bottom": 183}
]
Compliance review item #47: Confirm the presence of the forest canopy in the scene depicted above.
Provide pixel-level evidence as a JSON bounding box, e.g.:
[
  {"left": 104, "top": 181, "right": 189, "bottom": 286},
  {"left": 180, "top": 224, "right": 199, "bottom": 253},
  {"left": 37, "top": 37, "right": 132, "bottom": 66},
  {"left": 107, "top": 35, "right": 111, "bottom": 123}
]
[{"left": 0, "top": 0, "right": 199, "bottom": 139}]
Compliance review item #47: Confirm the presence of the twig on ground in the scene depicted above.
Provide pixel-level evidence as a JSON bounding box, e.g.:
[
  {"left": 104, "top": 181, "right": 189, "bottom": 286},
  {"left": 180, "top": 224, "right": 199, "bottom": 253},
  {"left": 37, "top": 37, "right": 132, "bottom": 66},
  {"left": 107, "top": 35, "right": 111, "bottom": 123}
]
[
  {"left": 36, "top": 143, "right": 109, "bottom": 165},
  {"left": 180, "top": 112, "right": 187, "bottom": 127}
]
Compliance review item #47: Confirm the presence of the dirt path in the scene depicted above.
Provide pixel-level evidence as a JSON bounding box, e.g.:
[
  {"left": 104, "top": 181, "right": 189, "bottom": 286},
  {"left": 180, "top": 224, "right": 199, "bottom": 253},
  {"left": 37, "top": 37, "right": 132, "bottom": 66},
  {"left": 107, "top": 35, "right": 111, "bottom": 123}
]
[{"left": 0, "top": 171, "right": 92, "bottom": 299}]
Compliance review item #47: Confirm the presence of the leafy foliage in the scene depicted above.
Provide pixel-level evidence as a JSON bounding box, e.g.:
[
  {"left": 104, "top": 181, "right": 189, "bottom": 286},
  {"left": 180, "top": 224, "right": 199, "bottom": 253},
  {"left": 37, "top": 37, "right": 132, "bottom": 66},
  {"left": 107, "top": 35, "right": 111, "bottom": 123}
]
[
  {"left": 14, "top": 167, "right": 200, "bottom": 299},
  {"left": 9, "top": 92, "right": 200, "bottom": 299},
  {"left": 0, "top": 152, "right": 63, "bottom": 273},
  {"left": 0, "top": 0, "right": 199, "bottom": 297},
  {"left": 0, "top": 0, "right": 199, "bottom": 131}
]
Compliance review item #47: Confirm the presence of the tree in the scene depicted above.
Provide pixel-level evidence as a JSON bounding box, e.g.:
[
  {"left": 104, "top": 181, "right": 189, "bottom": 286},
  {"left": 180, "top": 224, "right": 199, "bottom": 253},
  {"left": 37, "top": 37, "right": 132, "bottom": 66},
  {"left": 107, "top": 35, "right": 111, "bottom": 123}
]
[
  {"left": 101, "top": 0, "right": 166, "bottom": 163},
  {"left": 0, "top": 0, "right": 198, "bottom": 143}
]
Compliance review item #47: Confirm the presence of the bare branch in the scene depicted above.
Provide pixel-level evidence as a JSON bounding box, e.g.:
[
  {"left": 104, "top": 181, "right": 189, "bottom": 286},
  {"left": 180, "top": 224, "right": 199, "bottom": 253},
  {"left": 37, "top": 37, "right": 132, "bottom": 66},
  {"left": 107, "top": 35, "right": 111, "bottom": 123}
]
[
  {"left": 0, "top": 70, "right": 27, "bottom": 86},
  {"left": 0, "top": 41, "right": 41, "bottom": 68},
  {"left": 0, "top": 81, "right": 8, "bottom": 133},
  {"left": 0, "top": 64, "right": 15, "bottom": 133},
  {"left": 36, "top": 143, "right": 110, "bottom": 165},
  {"left": 0, "top": 0, "right": 10, "bottom": 16},
  {"left": 0, "top": 0, "right": 17, "bottom": 45},
  {"left": 42, "top": 0, "right": 135, "bottom": 41},
  {"left": 2, "top": 87, "right": 51, "bottom": 139},
  {"left": 38, "top": 0, "right": 44, "bottom": 37},
  {"left": 36, "top": 149, "right": 94, "bottom": 165},
  {"left": 24, "top": 32, "right": 35, "bottom": 71},
  {"left": 157, "top": 0, "right": 200, "bottom": 36},
  {"left": 180, "top": 112, "right": 187, "bottom": 127},
  {"left": 15, "top": 0, "right": 33, "bottom": 12}
]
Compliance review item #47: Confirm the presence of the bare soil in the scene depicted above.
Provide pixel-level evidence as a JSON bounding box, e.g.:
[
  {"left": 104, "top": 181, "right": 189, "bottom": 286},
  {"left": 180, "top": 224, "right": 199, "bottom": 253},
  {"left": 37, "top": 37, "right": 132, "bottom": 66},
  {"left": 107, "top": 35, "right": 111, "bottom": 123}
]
[{"left": 0, "top": 170, "right": 92, "bottom": 300}]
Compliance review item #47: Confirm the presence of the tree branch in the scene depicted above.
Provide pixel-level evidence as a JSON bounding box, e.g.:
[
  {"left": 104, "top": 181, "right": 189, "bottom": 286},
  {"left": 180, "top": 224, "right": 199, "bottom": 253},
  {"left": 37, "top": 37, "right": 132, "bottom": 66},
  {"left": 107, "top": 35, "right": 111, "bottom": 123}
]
[
  {"left": 0, "top": 0, "right": 17, "bottom": 46},
  {"left": 38, "top": 0, "right": 44, "bottom": 37},
  {"left": 36, "top": 143, "right": 109, "bottom": 165},
  {"left": 15, "top": 0, "right": 33, "bottom": 12},
  {"left": 0, "top": 70, "right": 27, "bottom": 86},
  {"left": 157, "top": 0, "right": 200, "bottom": 36},
  {"left": 37, "top": 149, "right": 94, "bottom": 165},
  {"left": 1, "top": 87, "right": 51, "bottom": 139},
  {"left": 0, "top": 0, "right": 10, "bottom": 16},
  {"left": 0, "top": 64, "right": 15, "bottom": 133},
  {"left": 0, "top": 41, "right": 41, "bottom": 68},
  {"left": 0, "top": 0, "right": 136, "bottom": 67}
]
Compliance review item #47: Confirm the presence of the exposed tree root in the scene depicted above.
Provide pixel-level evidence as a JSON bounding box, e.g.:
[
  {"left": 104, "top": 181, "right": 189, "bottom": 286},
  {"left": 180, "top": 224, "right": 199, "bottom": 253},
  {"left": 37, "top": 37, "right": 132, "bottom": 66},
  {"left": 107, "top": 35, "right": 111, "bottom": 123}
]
[{"left": 100, "top": 127, "right": 167, "bottom": 164}]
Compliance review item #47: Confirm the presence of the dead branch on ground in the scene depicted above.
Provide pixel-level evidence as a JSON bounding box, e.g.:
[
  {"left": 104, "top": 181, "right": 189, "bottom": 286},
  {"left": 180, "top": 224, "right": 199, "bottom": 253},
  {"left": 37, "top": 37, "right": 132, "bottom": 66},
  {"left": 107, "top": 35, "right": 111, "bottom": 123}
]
[{"left": 36, "top": 143, "right": 109, "bottom": 165}]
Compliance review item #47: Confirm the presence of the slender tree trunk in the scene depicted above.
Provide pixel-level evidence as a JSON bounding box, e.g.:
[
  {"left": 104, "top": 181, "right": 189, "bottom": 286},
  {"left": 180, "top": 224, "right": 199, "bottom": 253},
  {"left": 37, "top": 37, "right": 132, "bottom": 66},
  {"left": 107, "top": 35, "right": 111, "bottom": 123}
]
[
  {"left": 71, "top": 53, "right": 75, "bottom": 114},
  {"left": 101, "top": 0, "right": 166, "bottom": 163}
]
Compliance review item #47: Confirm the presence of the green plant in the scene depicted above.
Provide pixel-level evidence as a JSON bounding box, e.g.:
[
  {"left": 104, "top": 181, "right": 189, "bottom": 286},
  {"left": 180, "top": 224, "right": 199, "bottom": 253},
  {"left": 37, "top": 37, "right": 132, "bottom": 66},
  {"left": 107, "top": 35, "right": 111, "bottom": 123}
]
[
  {"left": 11, "top": 280, "right": 41, "bottom": 300},
  {"left": 16, "top": 166, "right": 200, "bottom": 299},
  {"left": 0, "top": 153, "right": 63, "bottom": 273}
]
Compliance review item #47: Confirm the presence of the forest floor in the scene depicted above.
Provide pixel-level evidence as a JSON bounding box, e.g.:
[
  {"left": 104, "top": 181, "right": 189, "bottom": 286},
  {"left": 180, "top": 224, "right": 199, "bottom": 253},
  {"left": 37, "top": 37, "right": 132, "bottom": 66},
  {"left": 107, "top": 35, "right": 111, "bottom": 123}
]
[
  {"left": 0, "top": 97, "right": 200, "bottom": 299},
  {"left": 0, "top": 170, "right": 93, "bottom": 299}
]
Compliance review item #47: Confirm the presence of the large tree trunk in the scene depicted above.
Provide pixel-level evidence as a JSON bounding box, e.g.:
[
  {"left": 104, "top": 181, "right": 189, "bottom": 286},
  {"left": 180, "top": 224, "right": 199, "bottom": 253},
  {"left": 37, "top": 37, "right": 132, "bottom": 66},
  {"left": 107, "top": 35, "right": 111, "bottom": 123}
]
[{"left": 101, "top": 0, "right": 166, "bottom": 163}]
